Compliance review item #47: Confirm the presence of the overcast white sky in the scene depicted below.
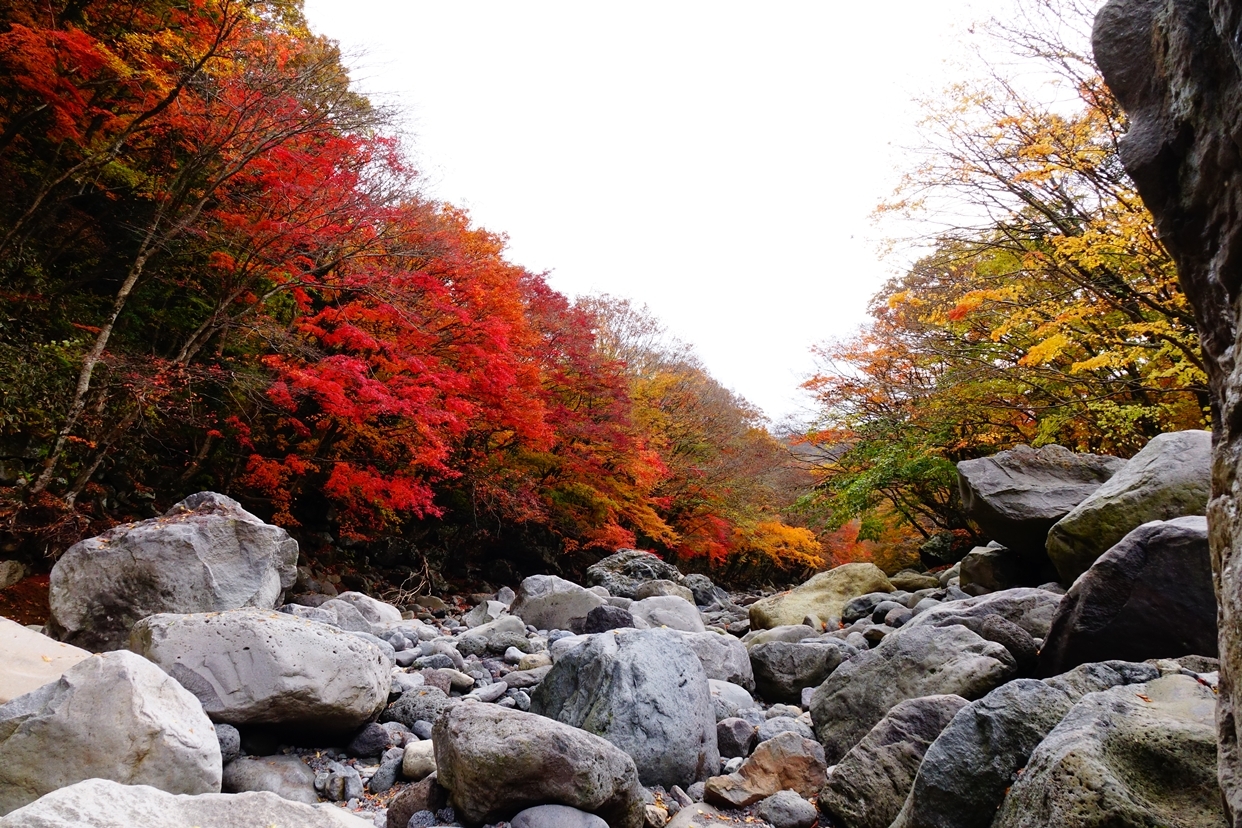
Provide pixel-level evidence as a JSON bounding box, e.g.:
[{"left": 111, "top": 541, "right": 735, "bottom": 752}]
[{"left": 302, "top": 1, "right": 1005, "bottom": 422}]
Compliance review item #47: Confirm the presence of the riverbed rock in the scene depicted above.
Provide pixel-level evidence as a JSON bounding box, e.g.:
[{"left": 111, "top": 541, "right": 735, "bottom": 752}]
[
  {"left": 130, "top": 609, "right": 390, "bottom": 733},
  {"left": 906, "top": 587, "right": 1061, "bottom": 639},
  {"left": 678, "top": 631, "right": 754, "bottom": 691},
  {"left": 749, "top": 639, "right": 854, "bottom": 705},
  {"left": 1040, "top": 516, "right": 1217, "bottom": 675},
  {"left": 510, "top": 575, "right": 606, "bottom": 632},
  {"left": 333, "top": 591, "right": 402, "bottom": 625},
  {"left": 891, "top": 679, "right": 1075, "bottom": 828},
  {"left": 585, "top": 549, "right": 685, "bottom": 599},
  {"left": 221, "top": 755, "right": 318, "bottom": 804},
  {"left": 748, "top": 563, "right": 893, "bottom": 630},
  {"left": 0, "top": 651, "right": 222, "bottom": 815},
  {"left": 1045, "top": 430, "right": 1211, "bottom": 583},
  {"left": 531, "top": 628, "right": 719, "bottom": 788},
  {"left": 703, "top": 731, "right": 826, "bottom": 808},
  {"left": 957, "top": 444, "right": 1123, "bottom": 554},
  {"left": 959, "top": 545, "right": 1055, "bottom": 594},
  {"left": 992, "top": 674, "right": 1224, "bottom": 827},
  {"left": 0, "top": 617, "right": 90, "bottom": 704},
  {"left": 432, "top": 702, "right": 644, "bottom": 828},
  {"left": 0, "top": 778, "right": 374, "bottom": 828},
  {"left": 817, "top": 694, "right": 968, "bottom": 828},
  {"left": 47, "top": 492, "right": 298, "bottom": 651},
  {"left": 810, "top": 624, "right": 1016, "bottom": 763},
  {"left": 629, "top": 595, "right": 705, "bottom": 632}
]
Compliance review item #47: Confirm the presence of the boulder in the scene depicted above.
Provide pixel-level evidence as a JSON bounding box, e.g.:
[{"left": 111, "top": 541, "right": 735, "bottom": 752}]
[
  {"left": 221, "top": 755, "right": 318, "bottom": 804},
  {"left": 757, "top": 790, "right": 818, "bottom": 828},
  {"left": 463, "top": 600, "right": 508, "bottom": 628},
  {"left": 333, "top": 591, "right": 402, "bottom": 625},
  {"left": 748, "top": 563, "right": 893, "bottom": 630},
  {"left": 709, "top": 679, "right": 756, "bottom": 721},
  {"left": 385, "top": 773, "right": 449, "bottom": 828},
  {"left": 905, "top": 587, "right": 1061, "bottom": 639},
  {"left": 810, "top": 624, "right": 1017, "bottom": 763},
  {"left": 992, "top": 675, "right": 1224, "bottom": 827},
  {"left": 0, "top": 617, "right": 90, "bottom": 704},
  {"left": 703, "top": 731, "right": 826, "bottom": 808},
  {"left": 402, "top": 740, "right": 437, "bottom": 780},
  {"left": 509, "top": 575, "right": 606, "bottom": 632},
  {"left": 958, "top": 545, "right": 1056, "bottom": 594},
  {"left": 0, "top": 778, "right": 372, "bottom": 827},
  {"left": 957, "top": 444, "right": 1124, "bottom": 553},
  {"left": 749, "top": 640, "right": 854, "bottom": 705},
  {"left": 585, "top": 549, "right": 684, "bottom": 599},
  {"left": 678, "top": 631, "right": 754, "bottom": 691},
  {"left": 890, "top": 571, "right": 941, "bottom": 591},
  {"left": 632, "top": 579, "right": 696, "bottom": 602},
  {"left": 717, "top": 717, "right": 759, "bottom": 759},
  {"left": 1046, "top": 430, "right": 1211, "bottom": 583},
  {"left": 1042, "top": 659, "right": 1159, "bottom": 701},
  {"left": 0, "top": 651, "right": 221, "bottom": 815},
  {"left": 284, "top": 599, "right": 372, "bottom": 633},
  {"left": 380, "top": 686, "right": 452, "bottom": 730},
  {"left": 1039, "top": 516, "right": 1217, "bottom": 675},
  {"left": 741, "top": 624, "right": 816, "bottom": 649},
  {"left": 47, "top": 492, "right": 298, "bottom": 651},
  {"left": 454, "top": 614, "right": 531, "bottom": 657},
  {"left": 912, "top": 611, "right": 1038, "bottom": 676},
  {"left": 511, "top": 804, "right": 609, "bottom": 828},
  {"left": 0, "top": 561, "right": 23, "bottom": 590},
  {"left": 629, "top": 595, "right": 705, "bottom": 632},
  {"left": 433, "top": 702, "right": 644, "bottom": 828},
  {"left": 530, "top": 628, "right": 719, "bottom": 788},
  {"left": 573, "top": 605, "right": 636, "bottom": 634},
  {"left": 130, "top": 609, "right": 389, "bottom": 733},
  {"left": 817, "top": 694, "right": 968, "bottom": 828},
  {"left": 891, "top": 680, "right": 1075, "bottom": 828},
  {"left": 683, "top": 574, "right": 728, "bottom": 607}
]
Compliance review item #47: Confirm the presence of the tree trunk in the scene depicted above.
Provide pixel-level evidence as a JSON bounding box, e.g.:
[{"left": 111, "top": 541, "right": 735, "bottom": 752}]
[{"left": 1094, "top": 0, "right": 1242, "bottom": 819}]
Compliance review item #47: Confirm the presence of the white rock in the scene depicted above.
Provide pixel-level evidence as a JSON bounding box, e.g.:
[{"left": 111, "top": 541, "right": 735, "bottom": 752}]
[
  {"left": 0, "top": 778, "right": 373, "bottom": 827},
  {"left": 510, "top": 575, "right": 607, "bottom": 631},
  {"left": 0, "top": 617, "right": 90, "bottom": 704},
  {"left": 402, "top": 739, "right": 437, "bottom": 780},
  {"left": 630, "top": 595, "right": 705, "bottom": 633},
  {"left": 129, "top": 609, "right": 389, "bottom": 732},
  {"left": 47, "top": 492, "right": 298, "bottom": 651},
  {"left": 334, "top": 591, "right": 402, "bottom": 625},
  {"left": 0, "top": 652, "right": 221, "bottom": 815}
]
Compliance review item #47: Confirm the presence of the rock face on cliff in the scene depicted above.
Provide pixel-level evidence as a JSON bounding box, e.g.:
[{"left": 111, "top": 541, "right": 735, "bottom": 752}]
[{"left": 1093, "top": 0, "right": 1242, "bottom": 817}]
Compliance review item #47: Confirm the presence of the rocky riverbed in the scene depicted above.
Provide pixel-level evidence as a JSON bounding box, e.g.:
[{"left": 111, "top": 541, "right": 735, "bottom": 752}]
[{"left": 0, "top": 429, "right": 1228, "bottom": 827}]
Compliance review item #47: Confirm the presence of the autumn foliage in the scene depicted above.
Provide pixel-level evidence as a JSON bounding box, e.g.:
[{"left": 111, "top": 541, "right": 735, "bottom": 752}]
[
  {"left": 0, "top": 0, "right": 817, "bottom": 583},
  {"left": 801, "top": 0, "right": 1206, "bottom": 543}
]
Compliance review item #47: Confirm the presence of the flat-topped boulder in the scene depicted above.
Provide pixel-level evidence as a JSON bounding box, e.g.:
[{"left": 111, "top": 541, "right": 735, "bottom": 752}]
[
  {"left": 748, "top": 563, "right": 893, "bottom": 630},
  {"left": 957, "top": 444, "right": 1123, "bottom": 553},
  {"left": 129, "top": 609, "right": 390, "bottom": 733},
  {"left": 0, "top": 778, "right": 373, "bottom": 828},
  {"left": 47, "top": 492, "right": 298, "bottom": 651},
  {"left": 509, "top": 575, "right": 606, "bottom": 632}
]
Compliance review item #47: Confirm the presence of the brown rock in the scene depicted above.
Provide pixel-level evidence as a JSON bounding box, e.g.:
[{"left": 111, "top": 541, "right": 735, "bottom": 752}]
[
  {"left": 703, "top": 731, "right": 826, "bottom": 808},
  {"left": 386, "top": 773, "right": 449, "bottom": 828}
]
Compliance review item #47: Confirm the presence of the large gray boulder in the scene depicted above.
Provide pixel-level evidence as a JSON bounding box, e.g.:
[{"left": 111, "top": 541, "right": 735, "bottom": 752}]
[
  {"left": 629, "top": 595, "right": 705, "bottom": 632},
  {"left": 509, "top": 575, "right": 606, "bottom": 632},
  {"left": 817, "top": 694, "right": 968, "bottom": 828},
  {"left": 0, "top": 778, "right": 373, "bottom": 828},
  {"left": 992, "top": 675, "right": 1224, "bottom": 827},
  {"left": 530, "top": 628, "right": 719, "bottom": 788},
  {"left": 585, "top": 549, "right": 684, "bottom": 599},
  {"left": 0, "top": 617, "right": 90, "bottom": 704},
  {"left": 957, "top": 444, "right": 1123, "bottom": 553},
  {"left": 47, "top": 492, "right": 298, "bottom": 651},
  {"left": 891, "top": 680, "right": 1075, "bottom": 828},
  {"left": 905, "top": 587, "right": 1062, "bottom": 639},
  {"left": 0, "top": 651, "right": 222, "bottom": 815},
  {"left": 810, "top": 625, "right": 1016, "bottom": 764},
  {"left": 1040, "top": 516, "right": 1216, "bottom": 675},
  {"left": 1042, "top": 659, "right": 1159, "bottom": 701},
  {"left": 433, "top": 702, "right": 644, "bottom": 828},
  {"left": 1045, "top": 430, "right": 1211, "bottom": 583},
  {"left": 678, "top": 631, "right": 755, "bottom": 691},
  {"left": 130, "top": 609, "right": 390, "bottom": 733},
  {"left": 749, "top": 640, "right": 855, "bottom": 705}
]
